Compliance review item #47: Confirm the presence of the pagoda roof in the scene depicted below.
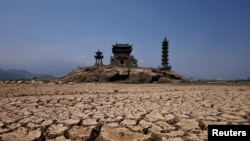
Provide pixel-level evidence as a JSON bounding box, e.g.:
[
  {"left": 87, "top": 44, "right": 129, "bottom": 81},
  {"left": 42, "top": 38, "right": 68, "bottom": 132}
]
[
  {"left": 113, "top": 43, "right": 132, "bottom": 48},
  {"left": 95, "top": 50, "right": 103, "bottom": 54}
]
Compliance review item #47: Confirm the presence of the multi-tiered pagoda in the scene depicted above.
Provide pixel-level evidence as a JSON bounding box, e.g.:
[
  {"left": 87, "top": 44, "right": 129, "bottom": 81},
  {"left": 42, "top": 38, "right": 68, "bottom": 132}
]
[
  {"left": 110, "top": 43, "right": 137, "bottom": 67},
  {"left": 161, "top": 37, "right": 171, "bottom": 70},
  {"left": 94, "top": 50, "right": 103, "bottom": 65}
]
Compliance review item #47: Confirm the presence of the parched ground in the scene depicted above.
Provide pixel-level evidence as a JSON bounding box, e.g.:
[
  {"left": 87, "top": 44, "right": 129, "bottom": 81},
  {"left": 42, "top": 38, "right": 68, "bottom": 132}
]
[{"left": 0, "top": 83, "right": 249, "bottom": 141}]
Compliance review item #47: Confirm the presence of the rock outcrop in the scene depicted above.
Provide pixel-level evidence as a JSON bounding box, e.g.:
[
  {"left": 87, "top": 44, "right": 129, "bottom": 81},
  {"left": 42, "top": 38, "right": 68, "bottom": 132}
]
[{"left": 60, "top": 66, "right": 183, "bottom": 83}]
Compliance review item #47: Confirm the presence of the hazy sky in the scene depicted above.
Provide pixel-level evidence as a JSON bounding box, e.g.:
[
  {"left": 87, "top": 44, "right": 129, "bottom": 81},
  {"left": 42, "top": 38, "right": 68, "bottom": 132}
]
[{"left": 0, "top": 0, "right": 250, "bottom": 79}]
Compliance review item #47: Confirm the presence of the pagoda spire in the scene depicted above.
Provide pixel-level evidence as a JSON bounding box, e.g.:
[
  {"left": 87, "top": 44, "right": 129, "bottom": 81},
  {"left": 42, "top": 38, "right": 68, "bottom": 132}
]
[
  {"left": 163, "top": 35, "right": 167, "bottom": 42},
  {"left": 161, "top": 36, "right": 171, "bottom": 70}
]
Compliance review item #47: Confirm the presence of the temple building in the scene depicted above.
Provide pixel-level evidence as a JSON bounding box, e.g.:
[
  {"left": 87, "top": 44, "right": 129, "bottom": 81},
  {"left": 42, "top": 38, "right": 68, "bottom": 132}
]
[
  {"left": 94, "top": 50, "right": 103, "bottom": 65},
  {"left": 161, "top": 37, "right": 171, "bottom": 70},
  {"left": 110, "top": 43, "right": 137, "bottom": 67}
]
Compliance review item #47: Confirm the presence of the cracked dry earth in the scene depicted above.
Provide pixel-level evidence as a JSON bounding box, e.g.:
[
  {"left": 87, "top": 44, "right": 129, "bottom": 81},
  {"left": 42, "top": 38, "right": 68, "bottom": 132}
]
[{"left": 0, "top": 83, "right": 249, "bottom": 141}]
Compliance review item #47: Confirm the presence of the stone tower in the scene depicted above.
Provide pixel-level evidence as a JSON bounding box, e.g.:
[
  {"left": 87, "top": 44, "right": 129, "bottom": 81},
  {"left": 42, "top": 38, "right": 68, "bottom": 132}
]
[
  {"left": 161, "top": 36, "right": 171, "bottom": 70},
  {"left": 94, "top": 50, "right": 103, "bottom": 65}
]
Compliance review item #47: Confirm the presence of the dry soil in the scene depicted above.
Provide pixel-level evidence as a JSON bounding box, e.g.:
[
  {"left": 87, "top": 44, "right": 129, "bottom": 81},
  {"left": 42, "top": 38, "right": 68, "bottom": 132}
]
[{"left": 0, "top": 83, "right": 249, "bottom": 141}]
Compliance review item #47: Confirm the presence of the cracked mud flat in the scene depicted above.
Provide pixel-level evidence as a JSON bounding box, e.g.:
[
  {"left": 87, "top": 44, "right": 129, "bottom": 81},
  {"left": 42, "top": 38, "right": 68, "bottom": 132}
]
[{"left": 0, "top": 83, "right": 249, "bottom": 141}]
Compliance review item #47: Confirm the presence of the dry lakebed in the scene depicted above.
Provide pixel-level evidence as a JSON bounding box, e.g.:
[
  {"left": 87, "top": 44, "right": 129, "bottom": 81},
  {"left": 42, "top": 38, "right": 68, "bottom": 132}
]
[{"left": 0, "top": 83, "right": 249, "bottom": 141}]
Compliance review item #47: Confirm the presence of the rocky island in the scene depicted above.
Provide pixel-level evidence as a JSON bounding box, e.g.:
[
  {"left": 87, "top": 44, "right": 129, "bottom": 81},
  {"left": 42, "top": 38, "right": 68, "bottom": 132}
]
[
  {"left": 61, "top": 37, "right": 183, "bottom": 83},
  {"left": 60, "top": 66, "right": 183, "bottom": 83}
]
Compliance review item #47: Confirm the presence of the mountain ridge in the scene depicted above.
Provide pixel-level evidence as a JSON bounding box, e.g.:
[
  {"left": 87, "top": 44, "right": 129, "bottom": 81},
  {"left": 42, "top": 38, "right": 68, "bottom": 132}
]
[{"left": 0, "top": 68, "right": 56, "bottom": 80}]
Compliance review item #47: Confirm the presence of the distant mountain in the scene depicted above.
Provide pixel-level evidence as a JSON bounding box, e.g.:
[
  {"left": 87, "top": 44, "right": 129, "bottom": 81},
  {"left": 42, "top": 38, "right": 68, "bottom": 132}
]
[{"left": 0, "top": 68, "right": 56, "bottom": 80}]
